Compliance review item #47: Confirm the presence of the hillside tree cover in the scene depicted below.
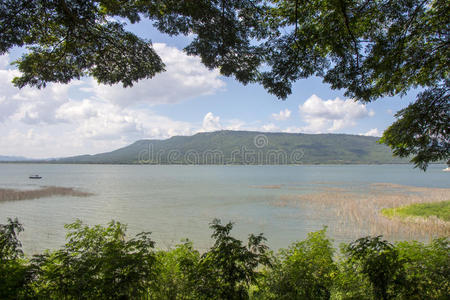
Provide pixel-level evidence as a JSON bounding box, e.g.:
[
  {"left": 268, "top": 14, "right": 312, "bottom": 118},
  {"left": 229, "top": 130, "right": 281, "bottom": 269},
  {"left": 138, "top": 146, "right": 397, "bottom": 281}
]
[{"left": 0, "top": 0, "right": 448, "bottom": 169}]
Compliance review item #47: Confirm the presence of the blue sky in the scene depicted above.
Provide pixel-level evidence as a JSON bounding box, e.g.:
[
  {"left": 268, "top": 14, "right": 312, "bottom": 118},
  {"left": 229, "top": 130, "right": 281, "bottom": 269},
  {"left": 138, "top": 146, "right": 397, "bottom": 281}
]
[{"left": 0, "top": 19, "right": 415, "bottom": 158}]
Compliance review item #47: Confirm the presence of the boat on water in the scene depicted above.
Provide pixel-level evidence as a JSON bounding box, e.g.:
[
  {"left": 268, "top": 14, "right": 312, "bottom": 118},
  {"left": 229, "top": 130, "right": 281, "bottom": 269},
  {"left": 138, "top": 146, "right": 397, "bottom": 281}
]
[
  {"left": 29, "top": 175, "right": 42, "bottom": 179},
  {"left": 443, "top": 160, "right": 450, "bottom": 171}
]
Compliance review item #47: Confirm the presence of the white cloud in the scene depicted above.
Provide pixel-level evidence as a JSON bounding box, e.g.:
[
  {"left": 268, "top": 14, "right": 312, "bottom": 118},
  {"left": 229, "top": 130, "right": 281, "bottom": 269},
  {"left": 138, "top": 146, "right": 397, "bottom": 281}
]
[
  {"left": 282, "top": 126, "right": 302, "bottom": 133},
  {"left": 0, "top": 61, "right": 196, "bottom": 157},
  {"left": 261, "top": 123, "right": 279, "bottom": 132},
  {"left": 0, "top": 97, "right": 197, "bottom": 158},
  {"left": 298, "top": 94, "right": 375, "bottom": 133},
  {"left": 201, "top": 112, "right": 222, "bottom": 131},
  {"left": 55, "top": 99, "right": 99, "bottom": 121},
  {"left": 0, "top": 46, "right": 227, "bottom": 158},
  {"left": 0, "top": 55, "right": 9, "bottom": 69},
  {"left": 56, "top": 98, "right": 195, "bottom": 141},
  {"left": 0, "top": 68, "right": 72, "bottom": 123},
  {"left": 86, "top": 43, "right": 225, "bottom": 106},
  {"left": 271, "top": 108, "right": 291, "bottom": 121},
  {"left": 0, "top": 69, "right": 21, "bottom": 121},
  {"left": 200, "top": 113, "right": 249, "bottom": 132},
  {"left": 224, "top": 119, "right": 245, "bottom": 131},
  {"left": 0, "top": 49, "right": 385, "bottom": 159},
  {"left": 361, "top": 128, "right": 381, "bottom": 137}
]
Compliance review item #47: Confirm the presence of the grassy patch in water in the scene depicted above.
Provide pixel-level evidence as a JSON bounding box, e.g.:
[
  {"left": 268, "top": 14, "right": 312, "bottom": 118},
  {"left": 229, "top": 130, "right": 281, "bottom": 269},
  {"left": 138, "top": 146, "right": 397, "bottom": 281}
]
[
  {"left": 382, "top": 201, "right": 450, "bottom": 222},
  {"left": 0, "top": 187, "right": 93, "bottom": 202}
]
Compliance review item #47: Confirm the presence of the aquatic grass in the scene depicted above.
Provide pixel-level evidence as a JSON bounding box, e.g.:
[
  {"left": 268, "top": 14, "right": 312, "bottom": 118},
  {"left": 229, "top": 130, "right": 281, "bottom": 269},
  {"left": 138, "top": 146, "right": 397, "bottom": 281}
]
[
  {"left": 382, "top": 201, "right": 450, "bottom": 222},
  {"left": 272, "top": 183, "right": 450, "bottom": 241},
  {"left": 0, "top": 187, "right": 93, "bottom": 202},
  {"left": 252, "top": 184, "right": 283, "bottom": 189}
]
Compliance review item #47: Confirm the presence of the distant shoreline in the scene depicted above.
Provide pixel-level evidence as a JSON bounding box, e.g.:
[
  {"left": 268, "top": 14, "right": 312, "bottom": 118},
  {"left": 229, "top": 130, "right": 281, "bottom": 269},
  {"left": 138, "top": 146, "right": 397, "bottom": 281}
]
[{"left": 0, "top": 161, "right": 422, "bottom": 166}]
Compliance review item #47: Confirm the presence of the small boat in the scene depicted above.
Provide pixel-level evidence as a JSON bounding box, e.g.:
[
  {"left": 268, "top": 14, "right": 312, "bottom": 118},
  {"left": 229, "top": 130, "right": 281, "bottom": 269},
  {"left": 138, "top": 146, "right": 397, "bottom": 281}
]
[
  {"left": 444, "top": 161, "right": 450, "bottom": 172},
  {"left": 29, "top": 175, "right": 42, "bottom": 179}
]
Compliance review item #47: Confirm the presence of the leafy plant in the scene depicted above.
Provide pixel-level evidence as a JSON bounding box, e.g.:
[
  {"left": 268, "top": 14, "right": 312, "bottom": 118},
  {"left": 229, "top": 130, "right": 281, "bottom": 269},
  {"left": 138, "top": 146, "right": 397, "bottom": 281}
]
[
  {"left": 395, "top": 238, "right": 450, "bottom": 299},
  {"left": 1, "top": 218, "right": 449, "bottom": 299},
  {"left": 152, "top": 240, "right": 200, "bottom": 299},
  {"left": 0, "top": 218, "right": 31, "bottom": 300},
  {"left": 343, "top": 236, "right": 405, "bottom": 300},
  {"left": 30, "top": 220, "right": 158, "bottom": 299},
  {"left": 181, "top": 219, "right": 270, "bottom": 300},
  {"left": 258, "top": 228, "right": 337, "bottom": 299}
]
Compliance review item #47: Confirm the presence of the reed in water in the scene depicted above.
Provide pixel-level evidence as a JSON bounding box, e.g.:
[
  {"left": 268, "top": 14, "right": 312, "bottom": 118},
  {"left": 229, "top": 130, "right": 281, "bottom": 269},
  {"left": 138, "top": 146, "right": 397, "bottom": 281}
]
[
  {"left": 0, "top": 186, "right": 93, "bottom": 202},
  {"left": 273, "top": 183, "right": 450, "bottom": 240}
]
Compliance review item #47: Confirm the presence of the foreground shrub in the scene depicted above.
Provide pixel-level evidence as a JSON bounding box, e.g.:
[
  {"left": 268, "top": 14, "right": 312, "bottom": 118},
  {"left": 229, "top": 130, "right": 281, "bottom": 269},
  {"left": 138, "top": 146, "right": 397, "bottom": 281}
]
[
  {"left": 257, "top": 228, "right": 336, "bottom": 299},
  {"left": 29, "top": 220, "right": 157, "bottom": 299},
  {"left": 331, "top": 256, "right": 374, "bottom": 300},
  {"left": 1, "top": 218, "right": 449, "bottom": 299},
  {"left": 152, "top": 240, "right": 200, "bottom": 299},
  {"left": 343, "top": 236, "right": 405, "bottom": 300},
  {"left": 395, "top": 238, "right": 450, "bottom": 299},
  {"left": 180, "top": 219, "right": 270, "bottom": 300},
  {"left": 0, "top": 218, "right": 31, "bottom": 299}
]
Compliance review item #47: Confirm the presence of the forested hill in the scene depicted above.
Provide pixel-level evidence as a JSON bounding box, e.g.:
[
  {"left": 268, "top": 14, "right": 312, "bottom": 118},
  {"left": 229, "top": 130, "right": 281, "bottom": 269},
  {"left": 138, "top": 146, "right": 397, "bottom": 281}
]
[
  {"left": 55, "top": 130, "right": 405, "bottom": 165},
  {"left": 0, "top": 155, "right": 31, "bottom": 162}
]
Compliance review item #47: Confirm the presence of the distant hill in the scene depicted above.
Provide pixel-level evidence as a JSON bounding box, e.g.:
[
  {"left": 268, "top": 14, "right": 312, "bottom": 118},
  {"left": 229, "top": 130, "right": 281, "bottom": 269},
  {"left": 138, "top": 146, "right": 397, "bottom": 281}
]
[
  {"left": 0, "top": 155, "right": 31, "bottom": 162},
  {"left": 54, "top": 130, "right": 406, "bottom": 165}
]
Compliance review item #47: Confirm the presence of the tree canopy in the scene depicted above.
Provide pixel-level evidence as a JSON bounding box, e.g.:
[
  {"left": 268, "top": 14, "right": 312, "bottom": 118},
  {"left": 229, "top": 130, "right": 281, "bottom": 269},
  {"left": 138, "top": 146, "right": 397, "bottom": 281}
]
[{"left": 1, "top": 0, "right": 448, "bottom": 169}]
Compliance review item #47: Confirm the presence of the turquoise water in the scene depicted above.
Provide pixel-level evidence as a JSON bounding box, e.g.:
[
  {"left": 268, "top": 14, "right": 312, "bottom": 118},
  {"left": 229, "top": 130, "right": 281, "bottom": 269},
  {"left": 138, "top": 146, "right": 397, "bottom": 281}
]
[{"left": 0, "top": 163, "right": 448, "bottom": 254}]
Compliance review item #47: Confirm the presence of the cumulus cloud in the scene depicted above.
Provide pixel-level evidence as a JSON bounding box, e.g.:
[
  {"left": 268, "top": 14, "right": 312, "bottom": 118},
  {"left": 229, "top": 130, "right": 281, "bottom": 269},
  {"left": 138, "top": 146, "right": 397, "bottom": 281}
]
[
  {"left": 0, "top": 55, "right": 9, "bottom": 69},
  {"left": 55, "top": 99, "right": 99, "bottom": 121},
  {"left": 0, "top": 68, "right": 73, "bottom": 123},
  {"left": 361, "top": 128, "right": 381, "bottom": 137},
  {"left": 85, "top": 43, "right": 225, "bottom": 106},
  {"left": 56, "top": 98, "right": 195, "bottom": 141},
  {"left": 298, "top": 94, "right": 375, "bottom": 133},
  {"left": 0, "top": 69, "right": 20, "bottom": 121},
  {"left": 0, "top": 59, "right": 194, "bottom": 157},
  {"left": 261, "top": 123, "right": 279, "bottom": 132},
  {"left": 282, "top": 126, "right": 302, "bottom": 133},
  {"left": 0, "top": 97, "right": 197, "bottom": 158},
  {"left": 271, "top": 109, "right": 291, "bottom": 121},
  {"left": 225, "top": 119, "right": 245, "bottom": 131},
  {"left": 201, "top": 112, "right": 222, "bottom": 131},
  {"left": 0, "top": 46, "right": 227, "bottom": 158},
  {"left": 200, "top": 112, "right": 250, "bottom": 132},
  {"left": 0, "top": 50, "right": 383, "bottom": 159}
]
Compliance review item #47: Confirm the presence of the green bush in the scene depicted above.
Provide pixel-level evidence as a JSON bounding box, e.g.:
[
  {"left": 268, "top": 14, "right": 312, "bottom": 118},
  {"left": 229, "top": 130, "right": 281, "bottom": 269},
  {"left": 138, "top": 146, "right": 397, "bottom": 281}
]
[
  {"left": 179, "top": 219, "right": 270, "bottom": 300},
  {"left": 1, "top": 218, "right": 449, "bottom": 300},
  {"left": 152, "top": 240, "right": 200, "bottom": 299},
  {"left": 342, "top": 236, "right": 405, "bottom": 300},
  {"left": 331, "top": 256, "right": 374, "bottom": 300},
  {"left": 395, "top": 238, "right": 450, "bottom": 299},
  {"left": 257, "top": 228, "right": 337, "bottom": 299},
  {"left": 0, "top": 218, "right": 32, "bottom": 300},
  {"left": 29, "top": 220, "right": 158, "bottom": 299}
]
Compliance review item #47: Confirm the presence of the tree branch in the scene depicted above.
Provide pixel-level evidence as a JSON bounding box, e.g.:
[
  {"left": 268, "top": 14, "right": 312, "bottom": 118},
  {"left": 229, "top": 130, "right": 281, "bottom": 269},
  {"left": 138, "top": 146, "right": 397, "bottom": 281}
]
[{"left": 338, "top": 0, "right": 360, "bottom": 70}]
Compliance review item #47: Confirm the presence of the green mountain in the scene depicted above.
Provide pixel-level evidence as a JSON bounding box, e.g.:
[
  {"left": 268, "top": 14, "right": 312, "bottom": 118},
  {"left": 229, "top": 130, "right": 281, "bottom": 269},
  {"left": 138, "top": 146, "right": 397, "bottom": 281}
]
[{"left": 55, "top": 130, "right": 405, "bottom": 165}]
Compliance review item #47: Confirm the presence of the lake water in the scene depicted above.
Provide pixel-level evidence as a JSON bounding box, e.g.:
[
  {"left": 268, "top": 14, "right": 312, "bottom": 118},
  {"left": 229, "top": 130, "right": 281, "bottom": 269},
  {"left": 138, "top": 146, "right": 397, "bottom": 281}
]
[{"left": 0, "top": 163, "right": 448, "bottom": 254}]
